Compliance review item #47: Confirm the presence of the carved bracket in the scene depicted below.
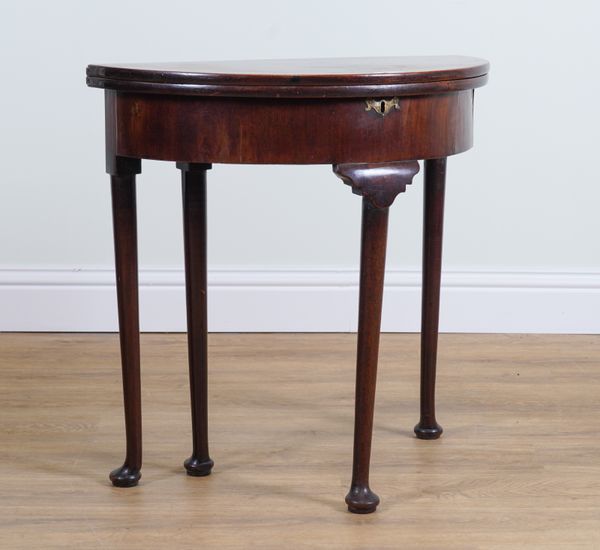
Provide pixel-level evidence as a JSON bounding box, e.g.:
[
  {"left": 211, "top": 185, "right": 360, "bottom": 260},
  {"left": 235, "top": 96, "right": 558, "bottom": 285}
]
[{"left": 333, "top": 161, "right": 420, "bottom": 208}]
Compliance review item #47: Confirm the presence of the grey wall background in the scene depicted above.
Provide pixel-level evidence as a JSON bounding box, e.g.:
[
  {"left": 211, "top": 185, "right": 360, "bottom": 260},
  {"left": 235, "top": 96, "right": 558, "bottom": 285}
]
[{"left": 1, "top": 0, "right": 599, "bottom": 332}]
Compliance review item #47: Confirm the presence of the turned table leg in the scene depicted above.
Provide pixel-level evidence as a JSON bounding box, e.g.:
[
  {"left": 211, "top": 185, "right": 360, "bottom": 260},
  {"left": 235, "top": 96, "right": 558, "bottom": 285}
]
[
  {"left": 334, "top": 161, "right": 420, "bottom": 513},
  {"left": 346, "top": 199, "right": 388, "bottom": 513},
  {"left": 178, "top": 162, "right": 214, "bottom": 477},
  {"left": 108, "top": 156, "right": 143, "bottom": 487},
  {"left": 415, "top": 158, "right": 447, "bottom": 440}
]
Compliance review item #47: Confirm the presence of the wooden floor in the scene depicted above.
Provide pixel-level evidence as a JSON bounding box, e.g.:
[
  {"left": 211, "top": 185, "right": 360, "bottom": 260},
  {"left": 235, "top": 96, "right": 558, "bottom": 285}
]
[{"left": 1, "top": 334, "right": 599, "bottom": 549}]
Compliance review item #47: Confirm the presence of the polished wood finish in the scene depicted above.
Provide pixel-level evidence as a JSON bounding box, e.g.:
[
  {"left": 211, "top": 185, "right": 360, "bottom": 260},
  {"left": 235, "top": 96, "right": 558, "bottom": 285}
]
[
  {"left": 87, "top": 56, "right": 489, "bottom": 98},
  {"left": 108, "top": 161, "right": 142, "bottom": 487},
  {"left": 334, "top": 161, "right": 420, "bottom": 207},
  {"left": 88, "top": 56, "right": 488, "bottom": 512},
  {"left": 415, "top": 158, "right": 447, "bottom": 440},
  {"left": 2, "top": 333, "right": 600, "bottom": 548},
  {"left": 108, "top": 91, "right": 474, "bottom": 164},
  {"left": 346, "top": 200, "right": 388, "bottom": 513},
  {"left": 179, "top": 162, "right": 214, "bottom": 477},
  {"left": 333, "top": 161, "right": 420, "bottom": 512}
]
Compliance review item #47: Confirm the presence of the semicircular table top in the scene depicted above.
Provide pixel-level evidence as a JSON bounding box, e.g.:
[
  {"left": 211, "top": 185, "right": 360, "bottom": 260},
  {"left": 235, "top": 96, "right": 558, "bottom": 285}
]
[{"left": 86, "top": 55, "right": 489, "bottom": 98}]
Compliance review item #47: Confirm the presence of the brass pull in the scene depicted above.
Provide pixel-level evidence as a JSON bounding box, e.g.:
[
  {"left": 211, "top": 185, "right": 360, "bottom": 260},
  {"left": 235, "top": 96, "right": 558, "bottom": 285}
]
[{"left": 365, "top": 97, "right": 400, "bottom": 117}]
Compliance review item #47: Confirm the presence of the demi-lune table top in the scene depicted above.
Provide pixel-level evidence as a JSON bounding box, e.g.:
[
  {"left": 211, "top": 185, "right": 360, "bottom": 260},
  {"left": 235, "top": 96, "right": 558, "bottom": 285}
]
[{"left": 86, "top": 55, "right": 489, "bottom": 98}]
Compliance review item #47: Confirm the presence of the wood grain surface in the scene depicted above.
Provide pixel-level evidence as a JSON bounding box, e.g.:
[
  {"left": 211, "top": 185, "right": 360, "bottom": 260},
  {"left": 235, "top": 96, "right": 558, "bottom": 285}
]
[
  {"left": 86, "top": 56, "right": 489, "bottom": 98},
  {"left": 1, "top": 333, "right": 599, "bottom": 549},
  {"left": 110, "top": 91, "right": 474, "bottom": 164}
]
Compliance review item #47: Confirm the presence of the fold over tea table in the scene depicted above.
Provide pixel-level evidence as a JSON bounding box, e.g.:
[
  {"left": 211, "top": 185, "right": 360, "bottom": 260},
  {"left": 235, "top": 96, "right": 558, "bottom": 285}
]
[{"left": 86, "top": 56, "right": 489, "bottom": 513}]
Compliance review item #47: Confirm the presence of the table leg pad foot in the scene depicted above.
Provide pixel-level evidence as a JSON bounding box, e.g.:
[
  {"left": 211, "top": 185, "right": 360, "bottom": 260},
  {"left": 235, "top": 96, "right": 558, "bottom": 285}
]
[
  {"left": 414, "top": 422, "right": 443, "bottom": 440},
  {"left": 345, "top": 485, "right": 380, "bottom": 514},
  {"left": 110, "top": 465, "right": 141, "bottom": 487},
  {"left": 184, "top": 456, "right": 214, "bottom": 476}
]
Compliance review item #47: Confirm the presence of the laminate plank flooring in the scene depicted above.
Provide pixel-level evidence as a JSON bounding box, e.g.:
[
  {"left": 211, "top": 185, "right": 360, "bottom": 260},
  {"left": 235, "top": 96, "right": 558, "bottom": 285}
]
[{"left": 1, "top": 334, "right": 599, "bottom": 549}]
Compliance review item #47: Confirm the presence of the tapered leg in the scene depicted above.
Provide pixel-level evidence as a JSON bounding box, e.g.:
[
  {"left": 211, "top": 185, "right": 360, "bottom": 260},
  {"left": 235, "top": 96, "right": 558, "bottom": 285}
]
[
  {"left": 178, "top": 162, "right": 214, "bottom": 477},
  {"left": 346, "top": 199, "right": 390, "bottom": 513},
  {"left": 415, "top": 158, "right": 446, "bottom": 440},
  {"left": 109, "top": 161, "right": 142, "bottom": 487},
  {"left": 333, "top": 160, "right": 420, "bottom": 514}
]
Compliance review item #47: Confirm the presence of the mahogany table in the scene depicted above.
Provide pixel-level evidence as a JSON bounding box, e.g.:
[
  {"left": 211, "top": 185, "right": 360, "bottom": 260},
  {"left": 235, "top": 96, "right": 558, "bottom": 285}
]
[{"left": 86, "top": 56, "right": 489, "bottom": 513}]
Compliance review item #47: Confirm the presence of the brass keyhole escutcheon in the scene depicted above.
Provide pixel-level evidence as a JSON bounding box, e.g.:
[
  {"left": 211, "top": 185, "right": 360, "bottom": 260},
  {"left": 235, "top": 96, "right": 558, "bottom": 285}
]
[{"left": 365, "top": 97, "right": 400, "bottom": 117}]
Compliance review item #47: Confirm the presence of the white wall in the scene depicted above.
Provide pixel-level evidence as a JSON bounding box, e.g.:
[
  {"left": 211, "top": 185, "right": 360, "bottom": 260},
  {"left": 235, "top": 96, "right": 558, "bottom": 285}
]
[{"left": 0, "top": 0, "right": 599, "bottom": 332}]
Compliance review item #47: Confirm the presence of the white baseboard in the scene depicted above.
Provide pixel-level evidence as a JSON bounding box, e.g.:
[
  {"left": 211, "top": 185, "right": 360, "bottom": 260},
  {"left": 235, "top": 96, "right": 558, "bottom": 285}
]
[{"left": 0, "top": 267, "right": 599, "bottom": 333}]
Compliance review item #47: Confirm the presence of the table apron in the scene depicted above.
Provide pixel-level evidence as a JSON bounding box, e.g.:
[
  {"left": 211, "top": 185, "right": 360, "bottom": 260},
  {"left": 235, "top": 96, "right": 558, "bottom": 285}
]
[{"left": 107, "top": 90, "right": 474, "bottom": 164}]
